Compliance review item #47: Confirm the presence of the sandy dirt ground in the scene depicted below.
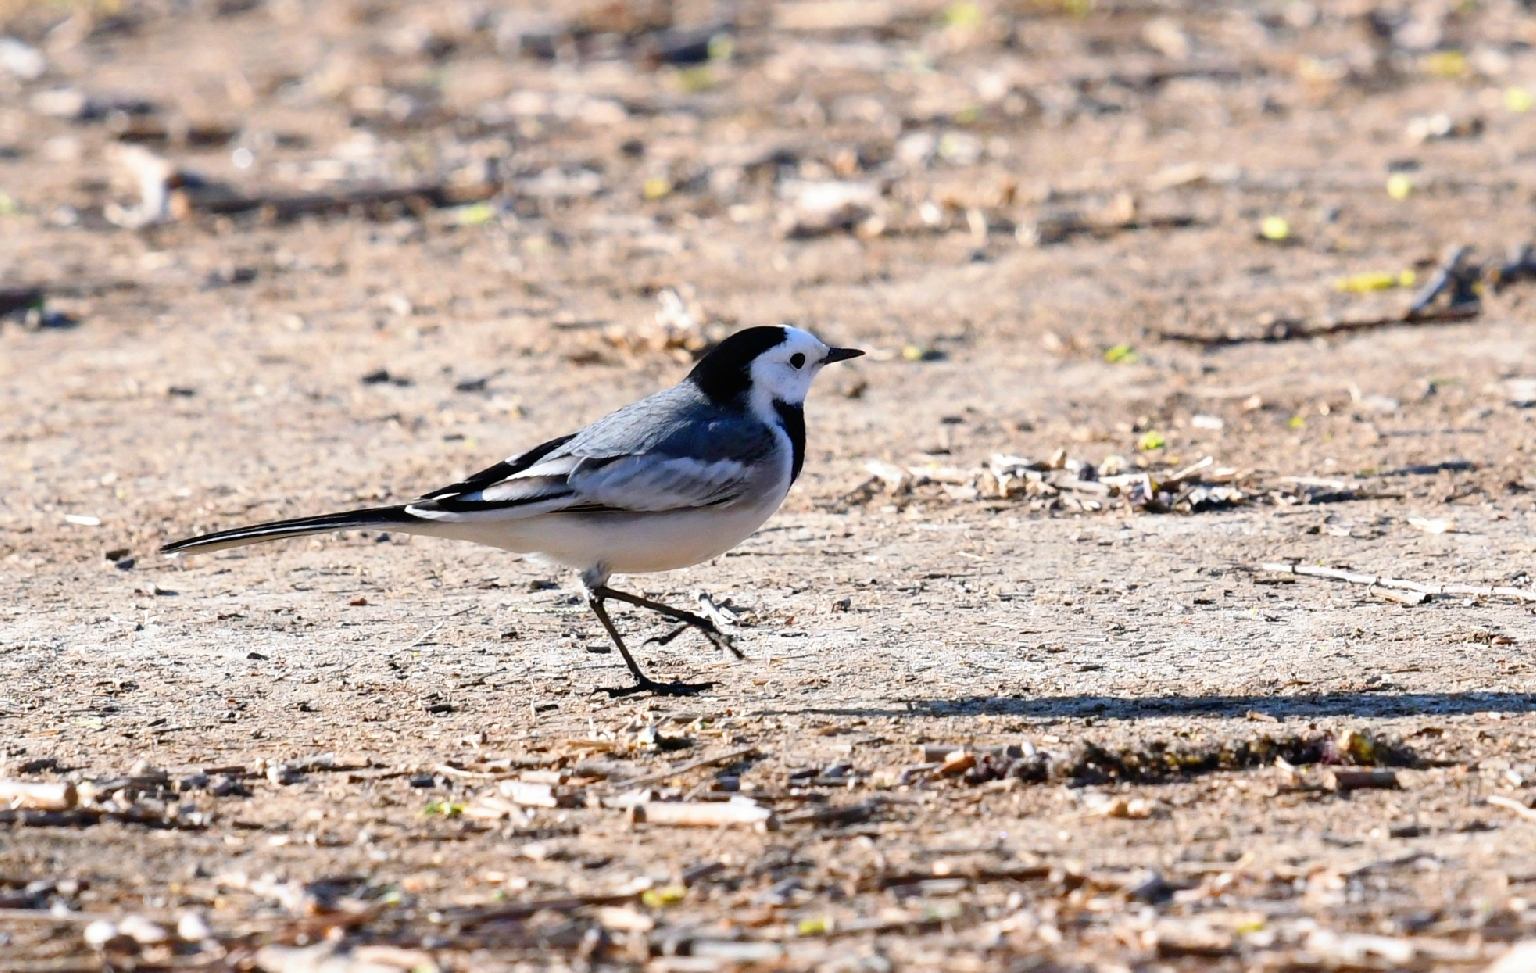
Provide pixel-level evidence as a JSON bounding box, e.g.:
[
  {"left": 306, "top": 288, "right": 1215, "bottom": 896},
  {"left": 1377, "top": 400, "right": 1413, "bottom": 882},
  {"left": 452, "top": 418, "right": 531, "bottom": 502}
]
[{"left": 6, "top": 1, "right": 1536, "bottom": 970}]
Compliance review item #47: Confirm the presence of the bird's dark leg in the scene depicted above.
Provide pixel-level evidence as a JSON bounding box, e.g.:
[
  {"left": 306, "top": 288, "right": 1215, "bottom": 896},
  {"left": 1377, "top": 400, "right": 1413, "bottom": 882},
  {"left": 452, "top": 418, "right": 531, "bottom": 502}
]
[
  {"left": 585, "top": 590, "right": 712, "bottom": 698},
  {"left": 592, "top": 585, "right": 744, "bottom": 659}
]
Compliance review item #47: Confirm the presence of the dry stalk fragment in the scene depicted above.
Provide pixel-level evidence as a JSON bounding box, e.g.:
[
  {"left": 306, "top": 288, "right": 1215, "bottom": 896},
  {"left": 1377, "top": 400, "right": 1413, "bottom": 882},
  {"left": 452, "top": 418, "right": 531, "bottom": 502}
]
[
  {"left": 0, "top": 780, "right": 77, "bottom": 810},
  {"left": 1257, "top": 562, "right": 1536, "bottom": 604},
  {"left": 629, "top": 799, "right": 774, "bottom": 828}
]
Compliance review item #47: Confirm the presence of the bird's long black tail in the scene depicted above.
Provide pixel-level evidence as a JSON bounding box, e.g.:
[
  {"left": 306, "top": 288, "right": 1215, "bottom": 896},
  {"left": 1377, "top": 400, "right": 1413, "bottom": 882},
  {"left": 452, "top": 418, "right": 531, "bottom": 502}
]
[{"left": 160, "top": 506, "right": 419, "bottom": 556}]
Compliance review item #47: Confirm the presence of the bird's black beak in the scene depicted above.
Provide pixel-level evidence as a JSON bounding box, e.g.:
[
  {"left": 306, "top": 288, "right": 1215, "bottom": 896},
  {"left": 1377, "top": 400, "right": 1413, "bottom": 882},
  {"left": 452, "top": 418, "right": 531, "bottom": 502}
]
[{"left": 821, "top": 347, "right": 865, "bottom": 365}]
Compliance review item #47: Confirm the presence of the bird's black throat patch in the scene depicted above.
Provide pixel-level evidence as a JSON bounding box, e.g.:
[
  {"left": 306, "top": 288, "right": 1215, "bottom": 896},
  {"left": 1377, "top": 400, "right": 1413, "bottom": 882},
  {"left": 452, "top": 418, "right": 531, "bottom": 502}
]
[
  {"left": 773, "top": 399, "right": 806, "bottom": 483},
  {"left": 687, "top": 325, "right": 789, "bottom": 406}
]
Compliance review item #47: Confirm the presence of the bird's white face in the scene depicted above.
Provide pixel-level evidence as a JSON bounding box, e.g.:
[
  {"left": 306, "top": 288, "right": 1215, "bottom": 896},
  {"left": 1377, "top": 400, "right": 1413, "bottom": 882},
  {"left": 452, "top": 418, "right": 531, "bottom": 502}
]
[
  {"left": 749, "top": 324, "right": 835, "bottom": 402},
  {"left": 746, "top": 327, "right": 841, "bottom": 407}
]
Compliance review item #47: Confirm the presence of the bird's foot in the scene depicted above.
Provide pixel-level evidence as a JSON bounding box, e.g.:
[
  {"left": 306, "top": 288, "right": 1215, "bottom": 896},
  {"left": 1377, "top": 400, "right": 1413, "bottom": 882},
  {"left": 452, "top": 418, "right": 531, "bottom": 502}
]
[
  {"left": 702, "top": 627, "right": 743, "bottom": 659},
  {"left": 603, "top": 677, "right": 713, "bottom": 698},
  {"left": 595, "top": 585, "right": 745, "bottom": 659},
  {"left": 643, "top": 621, "right": 742, "bottom": 659},
  {"left": 645, "top": 624, "right": 689, "bottom": 647}
]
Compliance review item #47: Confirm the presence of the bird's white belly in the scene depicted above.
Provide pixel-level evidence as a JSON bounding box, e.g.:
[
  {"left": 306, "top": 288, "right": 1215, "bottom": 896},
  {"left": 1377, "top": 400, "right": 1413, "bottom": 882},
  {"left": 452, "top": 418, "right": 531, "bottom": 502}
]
[{"left": 421, "top": 498, "right": 783, "bottom": 575}]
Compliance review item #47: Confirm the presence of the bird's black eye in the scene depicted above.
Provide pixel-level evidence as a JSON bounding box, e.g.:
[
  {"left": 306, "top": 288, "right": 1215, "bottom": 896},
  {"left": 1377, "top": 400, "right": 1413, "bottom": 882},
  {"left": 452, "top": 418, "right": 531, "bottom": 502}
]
[{"left": 789, "top": 353, "right": 806, "bottom": 369}]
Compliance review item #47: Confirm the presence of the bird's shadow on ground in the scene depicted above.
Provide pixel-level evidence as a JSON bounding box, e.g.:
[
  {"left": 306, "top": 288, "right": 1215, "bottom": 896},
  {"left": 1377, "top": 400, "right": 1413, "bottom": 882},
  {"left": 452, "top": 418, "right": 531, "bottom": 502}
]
[{"left": 780, "top": 692, "right": 1536, "bottom": 721}]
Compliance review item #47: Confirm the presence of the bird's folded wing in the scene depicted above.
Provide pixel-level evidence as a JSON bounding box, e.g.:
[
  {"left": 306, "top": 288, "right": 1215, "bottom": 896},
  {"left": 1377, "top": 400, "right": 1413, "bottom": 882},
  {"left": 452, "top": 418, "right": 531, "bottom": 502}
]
[
  {"left": 566, "top": 453, "right": 753, "bottom": 511},
  {"left": 404, "top": 432, "right": 577, "bottom": 520},
  {"left": 404, "top": 424, "right": 775, "bottom": 521}
]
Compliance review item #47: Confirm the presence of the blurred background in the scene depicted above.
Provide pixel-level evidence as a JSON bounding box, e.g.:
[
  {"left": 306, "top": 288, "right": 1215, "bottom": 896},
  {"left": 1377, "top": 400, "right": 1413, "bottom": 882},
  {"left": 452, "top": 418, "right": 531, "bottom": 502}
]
[{"left": 4, "top": 1, "right": 1535, "bottom": 335}]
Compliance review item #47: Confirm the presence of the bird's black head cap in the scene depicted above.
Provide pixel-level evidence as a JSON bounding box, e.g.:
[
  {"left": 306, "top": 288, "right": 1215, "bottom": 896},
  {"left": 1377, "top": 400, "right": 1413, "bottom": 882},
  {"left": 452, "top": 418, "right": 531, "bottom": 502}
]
[{"left": 687, "top": 325, "right": 789, "bottom": 406}]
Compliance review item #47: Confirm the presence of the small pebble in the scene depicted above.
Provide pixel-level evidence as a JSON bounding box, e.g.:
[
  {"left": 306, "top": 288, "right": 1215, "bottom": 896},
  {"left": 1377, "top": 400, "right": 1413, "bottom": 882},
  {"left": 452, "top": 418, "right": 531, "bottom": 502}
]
[
  {"left": 940, "top": 751, "right": 977, "bottom": 776},
  {"left": 82, "top": 920, "right": 119, "bottom": 947},
  {"left": 119, "top": 915, "right": 168, "bottom": 945},
  {"left": 267, "top": 763, "right": 299, "bottom": 786},
  {"left": 176, "top": 911, "right": 212, "bottom": 942},
  {"left": 210, "top": 775, "right": 247, "bottom": 797}
]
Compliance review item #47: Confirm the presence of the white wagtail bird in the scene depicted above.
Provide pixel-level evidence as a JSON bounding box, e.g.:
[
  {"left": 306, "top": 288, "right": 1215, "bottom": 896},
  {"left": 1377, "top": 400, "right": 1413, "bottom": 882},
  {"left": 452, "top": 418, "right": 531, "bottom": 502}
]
[{"left": 161, "top": 325, "right": 863, "bottom": 697}]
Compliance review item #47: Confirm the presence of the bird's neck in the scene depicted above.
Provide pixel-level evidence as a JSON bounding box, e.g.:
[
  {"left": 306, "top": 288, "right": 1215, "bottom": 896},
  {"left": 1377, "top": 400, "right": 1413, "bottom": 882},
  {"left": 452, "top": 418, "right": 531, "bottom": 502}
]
[
  {"left": 773, "top": 400, "right": 806, "bottom": 484},
  {"left": 739, "top": 380, "right": 807, "bottom": 485},
  {"left": 687, "top": 378, "right": 807, "bottom": 485}
]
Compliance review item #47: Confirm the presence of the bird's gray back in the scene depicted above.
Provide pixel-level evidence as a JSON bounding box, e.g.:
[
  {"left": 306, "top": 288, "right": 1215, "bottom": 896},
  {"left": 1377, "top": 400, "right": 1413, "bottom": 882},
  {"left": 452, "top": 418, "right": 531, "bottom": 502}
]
[{"left": 554, "top": 383, "right": 778, "bottom": 466}]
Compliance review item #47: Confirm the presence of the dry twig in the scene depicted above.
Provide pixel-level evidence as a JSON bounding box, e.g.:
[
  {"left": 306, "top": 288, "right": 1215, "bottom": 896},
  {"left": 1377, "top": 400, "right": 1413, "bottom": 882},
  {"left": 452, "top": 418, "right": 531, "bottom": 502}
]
[
  {"left": 1488, "top": 795, "right": 1536, "bottom": 822},
  {"left": 619, "top": 746, "right": 758, "bottom": 790},
  {"left": 1158, "top": 305, "right": 1479, "bottom": 347},
  {"left": 1253, "top": 562, "right": 1536, "bottom": 605},
  {"left": 629, "top": 799, "right": 773, "bottom": 827},
  {"left": 0, "top": 780, "right": 77, "bottom": 810}
]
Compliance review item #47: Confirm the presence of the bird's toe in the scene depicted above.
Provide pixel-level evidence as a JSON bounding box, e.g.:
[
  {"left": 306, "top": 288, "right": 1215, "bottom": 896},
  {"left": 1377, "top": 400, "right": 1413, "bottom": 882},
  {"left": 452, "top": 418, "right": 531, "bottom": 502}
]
[{"left": 644, "top": 624, "right": 690, "bottom": 647}]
